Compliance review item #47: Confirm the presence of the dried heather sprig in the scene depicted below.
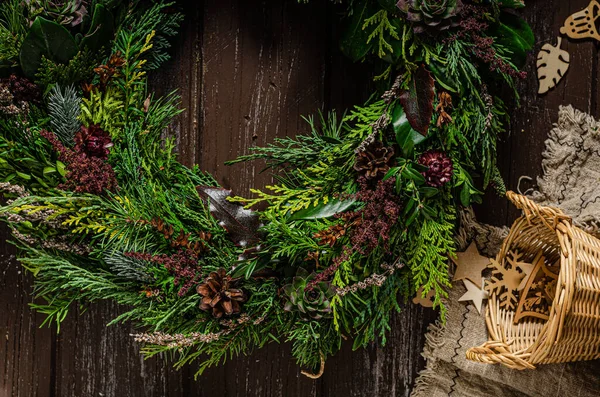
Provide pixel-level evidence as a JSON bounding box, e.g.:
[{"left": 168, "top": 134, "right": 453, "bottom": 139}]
[
  {"left": 11, "top": 230, "right": 91, "bottom": 255},
  {"left": 336, "top": 261, "right": 405, "bottom": 296},
  {"left": 125, "top": 249, "right": 202, "bottom": 296},
  {"left": 308, "top": 178, "right": 402, "bottom": 289}
]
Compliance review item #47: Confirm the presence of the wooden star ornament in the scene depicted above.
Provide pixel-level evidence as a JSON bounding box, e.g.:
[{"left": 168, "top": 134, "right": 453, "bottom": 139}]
[
  {"left": 458, "top": 278, "right": 489, "bottom": 314},
  {"left": 451, "top": 242, "right": 491, "bottom": 285}
]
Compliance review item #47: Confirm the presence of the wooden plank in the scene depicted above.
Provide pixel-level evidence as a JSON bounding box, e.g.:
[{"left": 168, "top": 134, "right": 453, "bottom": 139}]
[
  {"left": 477, "top": 0, "right": 597, "bottom": 226},
  {"left": 0, "top": 225, "right": 52, "bottom": 397},
  {"left": 320, "top": 306, "right": 437, "bottom": 397},
  {"left": 184, "top": 0, "right": 328, "bottom": 395}
]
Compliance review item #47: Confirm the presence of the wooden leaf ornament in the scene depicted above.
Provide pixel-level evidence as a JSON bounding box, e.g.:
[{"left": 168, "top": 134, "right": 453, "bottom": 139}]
[
  {"left": 536, "top": 37, "right": 570, "bottom": 94},
  {"left": 560, "top": 1, "right": 600, "bottom": 41}
]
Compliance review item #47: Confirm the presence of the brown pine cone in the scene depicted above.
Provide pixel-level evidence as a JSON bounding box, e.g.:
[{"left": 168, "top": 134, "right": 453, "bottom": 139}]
[
  {"left": 197, "top": 268, "right": 247, "bottom": 318},
  {"left": 354, "top": 141, "right": 395, "bottom": 180},
  {"left": 314, "top": 224, "right": 346, "bottom": 247}
]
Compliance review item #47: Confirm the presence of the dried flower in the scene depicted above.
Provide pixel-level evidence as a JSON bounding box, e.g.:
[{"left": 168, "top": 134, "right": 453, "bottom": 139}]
[
  {"left": 336, "top": 261, "right": 405, "bottom": 296},
  {"left": 125, "top": 249, "right": 202, "bottom": 296},
  {"left": 308, "top": 177, "right": 403, "bottom": 288},
  {"left": 436, "top": 91, "right": 453, "bottom": 127},
  {"left": 74, "top": 124, "right": 113, "bottom": 159},
  {"left": 41, "top": 129, "right": 118, "bottom": 194},
  {"left": 418, "top": 150, "right": 453, "bottom": 187}
]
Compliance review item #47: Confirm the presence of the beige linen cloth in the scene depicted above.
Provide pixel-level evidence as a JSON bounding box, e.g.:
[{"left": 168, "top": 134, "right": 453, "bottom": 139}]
[{"left": 411, "top": 106, "right": 600, "bottom": 397}]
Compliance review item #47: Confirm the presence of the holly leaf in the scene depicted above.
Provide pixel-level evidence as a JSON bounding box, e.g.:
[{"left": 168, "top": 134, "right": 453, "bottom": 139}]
[
  {"left": 197, "top": 186, "right": 262, "bottom": 247},
  {"left": 19, "top": 17, "right": 79, "bottom": 78},
  {"left": 399, "top": 65, "right": 435, "bottom": 136},
  {"left": 289, "top": 198, "right": 356, "bottom": 220}
]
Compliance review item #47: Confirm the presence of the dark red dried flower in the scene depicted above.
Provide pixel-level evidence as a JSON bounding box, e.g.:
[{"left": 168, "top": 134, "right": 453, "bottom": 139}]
[
  {"left": 74, "top": 124, "right": 113, "bottom": 159},
  {"left": 446, "top": 4, "right": 527, "bottom": 80},
  {"left": 40, "top": 129, "right": 118, "bottom": 194},
  {"left": 418, "top": 150, "right": 453, "bottom": 187},
  {"left": 3, "top": 75, "right": 41, "bottom": 103},
  {"left": 125, "top": 249, "right": 202, "bottom": 297},
  {"left": 308, "top": 177, "right": 402, "bottom": 288}
]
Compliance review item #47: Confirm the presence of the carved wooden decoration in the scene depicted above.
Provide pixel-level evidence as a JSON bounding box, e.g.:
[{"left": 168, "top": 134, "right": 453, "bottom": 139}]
[
  {"left": 413, "top": 287, "right": 435, "bottom": 308},
  {"left": 451, "top": 242, "right": 491, "bottom": 285},
  {"left": 458, "top": 278, "right": 489, "bottom": 315},
  {"left": 513, "top": 255, "right": 559, "bottom": 324},
  {"left": 485, "top": 251, "right": 531, "bottom": 310},
  {"left": 560, "top": 1, "right": 600, "bottom": 41},
  {"left": 537, "top": 37, "right": 570, "bottom": 94}
]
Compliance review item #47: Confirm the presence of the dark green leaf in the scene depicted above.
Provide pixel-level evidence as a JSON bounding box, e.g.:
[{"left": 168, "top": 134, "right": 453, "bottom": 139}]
[
  {"left": 340, "top": 0, "right": 376, "bottom": 62},
  {"left": 492, "top": 13, "right": 534, "bottom": 68},
  {"left": 405, "top": 206, "right": 419, "bottom": 226},
  {"left": 290, "top": 198, "right": 356, "bottom": 220},
  {"left": 403, "top": 165, "right": 426, "bottom": 185},
  {"left": 498, "top": 0, "right": 525, "bottom": 9},
  {"left": 429, "top": 61, "right": 459, "bottom": 93},
  {"left": 81, "top": 4, "right": 115, "bottom": 54},
  {"left": 19, "top": 17, "right": 79, "bottom": 78},
  {"left": 419, "top": 186, "right": 438, "bottom": 198},
  {"left": 399, "top": 65, "right": 435, "bottom": 136},
  {"left": 321, "top": 136, "right": 343, "bottom": 144},
  {"left": 391, "top": 104, "right": 425, "bottom": 158},
  {"left": 382, "top": 166, "right": 400, "bottom": 181},
  {"left": 460, "top": 184, "right": 471, "bottom": 207}
]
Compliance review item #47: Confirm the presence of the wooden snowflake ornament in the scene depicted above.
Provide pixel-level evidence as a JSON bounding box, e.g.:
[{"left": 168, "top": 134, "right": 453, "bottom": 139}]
[
  {"left": 451, "top": 242, "right": 491, "bottom": 285},
  {"left": 485, "top": 251, "right": 532, "bottom": 310}
]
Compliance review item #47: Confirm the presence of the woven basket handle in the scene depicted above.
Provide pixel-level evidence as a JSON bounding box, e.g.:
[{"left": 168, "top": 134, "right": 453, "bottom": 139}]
[
  {"left": 506, "top": 191, "right": 569, "bottom": 230},
  {"left": 466, "top": 341, "right": 536, "bottom": 370}
]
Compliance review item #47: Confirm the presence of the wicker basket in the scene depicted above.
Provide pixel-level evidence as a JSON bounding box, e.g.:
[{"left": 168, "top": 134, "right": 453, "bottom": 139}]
[{"left": 466, "top": 191, "right": 600, "bottom": 370}]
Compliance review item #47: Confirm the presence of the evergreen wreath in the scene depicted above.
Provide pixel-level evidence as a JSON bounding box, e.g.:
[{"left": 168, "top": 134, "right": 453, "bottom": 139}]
[{"left": 0, "top": 0, "right": 532, "bottom": 377}]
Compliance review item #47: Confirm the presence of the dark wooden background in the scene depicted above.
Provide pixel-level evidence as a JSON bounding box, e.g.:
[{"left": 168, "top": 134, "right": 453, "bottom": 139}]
[{"left": 1, "top": 0, "right": 598, "bottom": 396}]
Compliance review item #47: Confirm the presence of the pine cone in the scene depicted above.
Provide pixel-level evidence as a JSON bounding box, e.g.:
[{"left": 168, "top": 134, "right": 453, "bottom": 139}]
[
  {"left": 354, "top": 141, "right": 395, "bottom": 180},
  {"left": 418, "top": 150, "right": 453, "bottom": 187},
  {"left": 397, "top": 0, "right": 463, "bottom": 33},
  {"left": 314, "top": 224, "right": 346, "bottom": 247},
  {"left": 197, "top": 268, "right": 247, "bottom": 318}
]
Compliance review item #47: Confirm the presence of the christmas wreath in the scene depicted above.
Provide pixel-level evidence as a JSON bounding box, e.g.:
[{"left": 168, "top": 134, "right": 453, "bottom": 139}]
[{"left": 0, "top": 0, "right": 532, "bottom": 376}]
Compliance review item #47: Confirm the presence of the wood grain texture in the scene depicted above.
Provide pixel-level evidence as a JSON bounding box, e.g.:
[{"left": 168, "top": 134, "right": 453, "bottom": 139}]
[{"left": 3, "top": 0, "right": 595, "bottom": 396}]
